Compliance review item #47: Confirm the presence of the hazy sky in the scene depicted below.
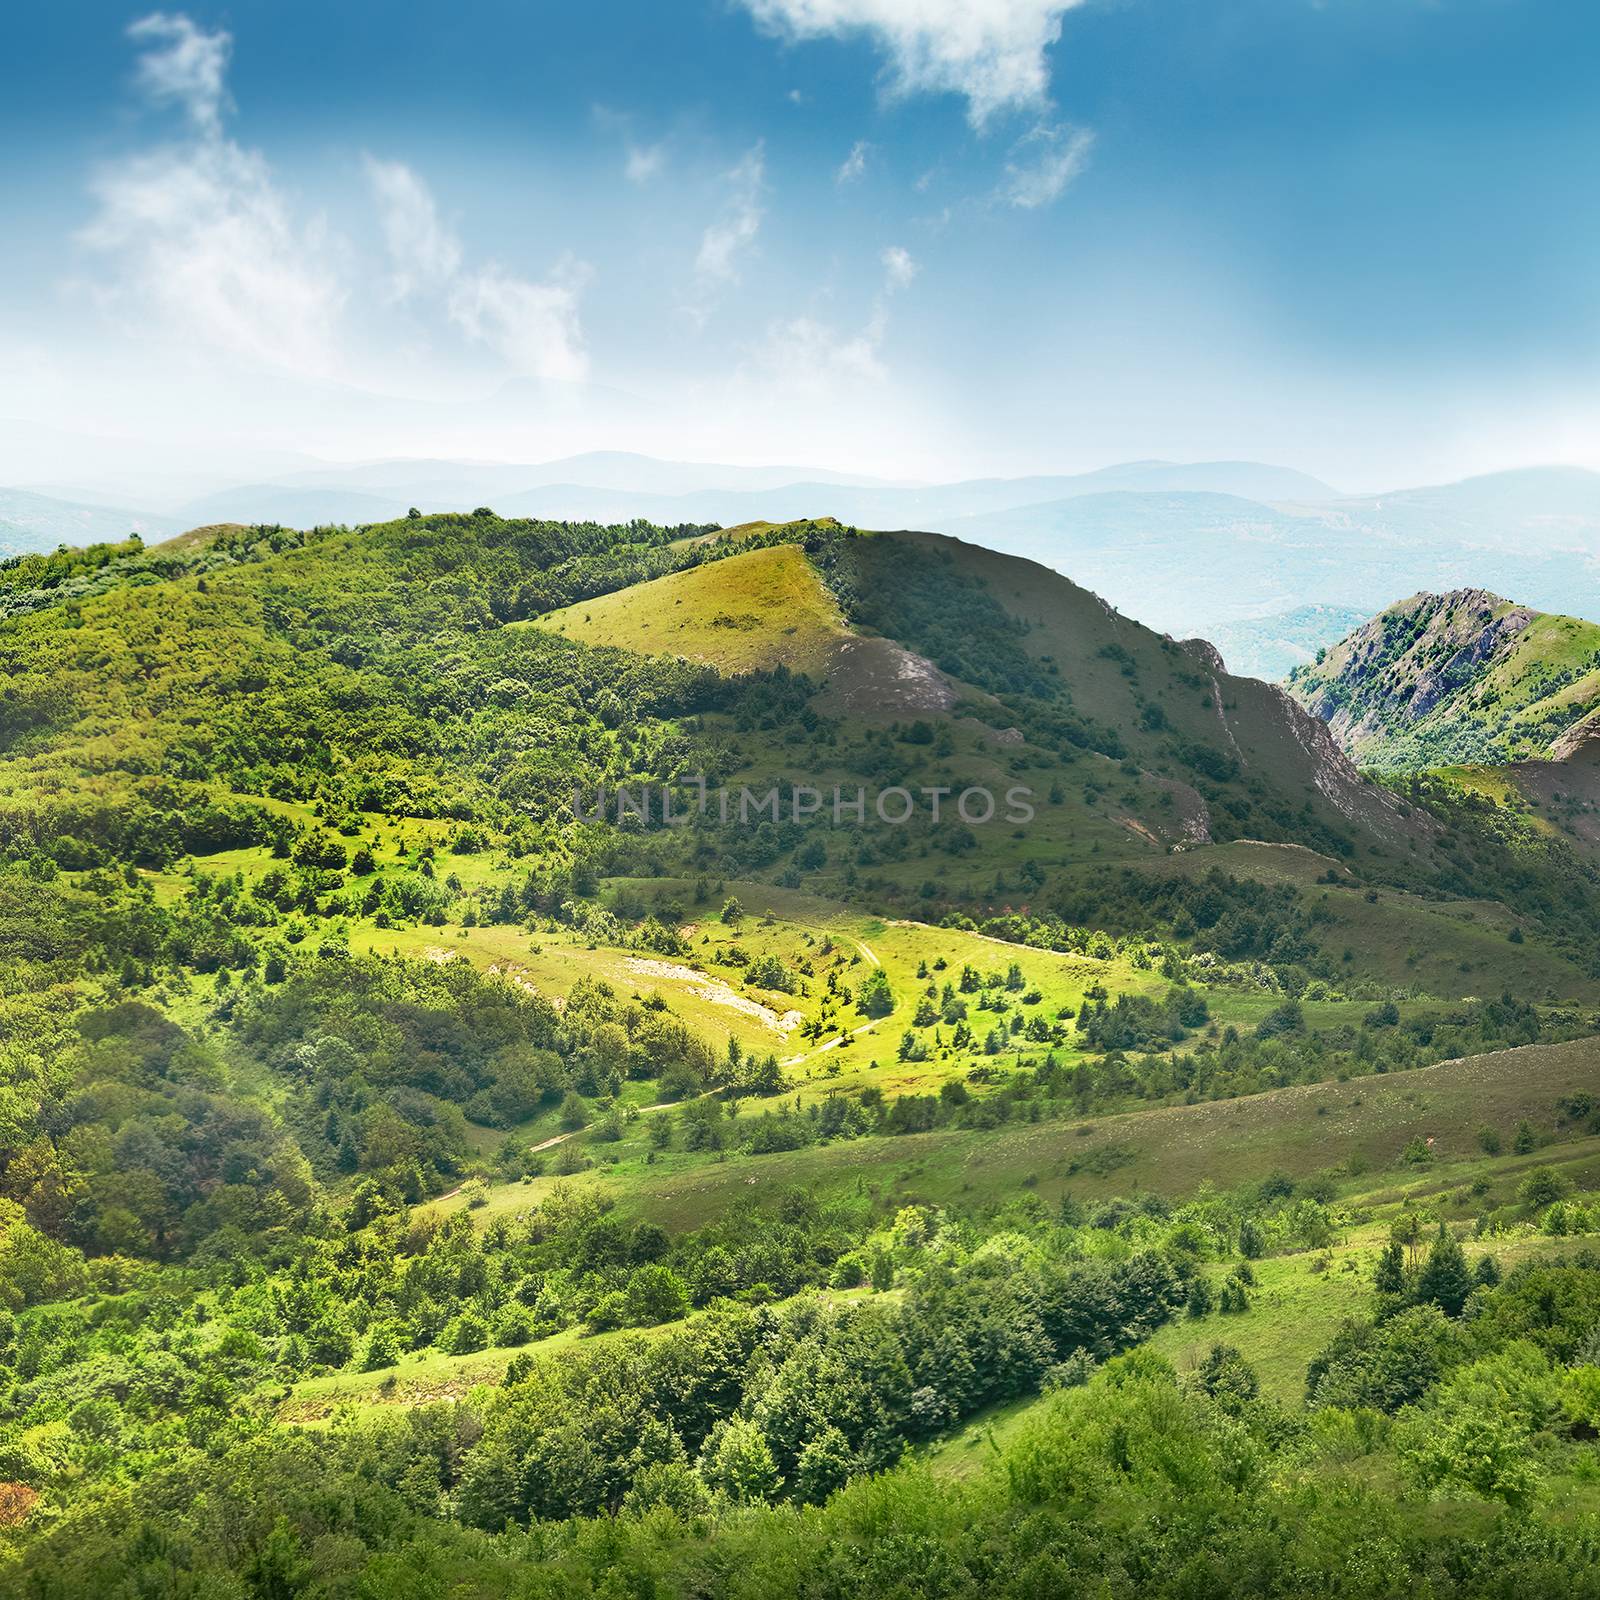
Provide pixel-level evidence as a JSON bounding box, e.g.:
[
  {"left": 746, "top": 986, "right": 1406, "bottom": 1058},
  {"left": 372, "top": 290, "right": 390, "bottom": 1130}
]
[{"left": 2, "top": 0, "right": 1597, "bottom": 494}]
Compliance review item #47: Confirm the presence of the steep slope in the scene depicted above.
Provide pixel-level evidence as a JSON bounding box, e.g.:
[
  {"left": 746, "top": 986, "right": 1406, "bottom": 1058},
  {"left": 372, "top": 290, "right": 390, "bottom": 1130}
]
[
  {"left": 843, "top": 529, "right": 1427, "bottom": 860},
  {"left": 0, "top": 508, "right": 1427, "bottom": 876},
  {"left": 1287, "top": 589, "right": 1600, "bottom": 768},
  {"left": 531, "top": 518, "right": 1433, "bottom": 870},
  {"left": 538, "top": 526, "right": 1600, "bottom": 995},
  {"left": 523, "top": 521, "right": 1432, "bottom": 866},
  {"left": 16, "top": 508, "right": 1600, "bottom": 998}
]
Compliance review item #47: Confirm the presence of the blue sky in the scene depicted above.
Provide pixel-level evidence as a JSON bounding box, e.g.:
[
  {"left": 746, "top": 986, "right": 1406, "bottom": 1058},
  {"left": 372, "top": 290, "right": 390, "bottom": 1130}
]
[{"left": 1, "top": 0, "right": 1596, "bottom": 493}]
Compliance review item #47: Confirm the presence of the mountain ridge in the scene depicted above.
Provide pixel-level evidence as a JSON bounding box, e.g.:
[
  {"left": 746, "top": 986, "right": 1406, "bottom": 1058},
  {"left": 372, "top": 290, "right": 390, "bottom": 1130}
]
[
  {"left": 10, "top": 460, "right": 1600, "bottom": 651},
  {"left": 1287, "top": 587, "right": 1600, "bottom": 769}
]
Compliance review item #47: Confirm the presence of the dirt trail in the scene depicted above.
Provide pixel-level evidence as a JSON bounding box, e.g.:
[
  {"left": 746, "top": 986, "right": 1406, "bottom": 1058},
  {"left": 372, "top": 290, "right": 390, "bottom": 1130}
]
[
  {"left": 623, "top": 956, "right": 803, "bottom": 1033},
  {"left": 782, "top": 1018, "right": 882, "bottom": 1069},
  {"left": 512, "top": 1095, "right": 714, "bottom": 1160}
]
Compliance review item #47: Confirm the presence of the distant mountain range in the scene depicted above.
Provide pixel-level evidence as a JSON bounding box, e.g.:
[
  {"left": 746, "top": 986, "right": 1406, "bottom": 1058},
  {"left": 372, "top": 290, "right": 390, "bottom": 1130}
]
[
  {"left": 150, "top": 455, "right": 1344, "bottom": 536},
  {"left": 6, "top": 451, "right": 1600, "bottom": 652},
  {"left": 0, "top": 487, "right": 179, "bottom": 558}
]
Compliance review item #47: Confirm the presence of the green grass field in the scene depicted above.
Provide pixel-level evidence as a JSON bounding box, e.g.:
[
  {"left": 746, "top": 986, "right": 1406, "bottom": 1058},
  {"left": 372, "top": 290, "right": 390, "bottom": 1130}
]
[
  {"left": 926, "top": 1162, "right": 1600, "bottom": 1481},
  {"left": 423, "top": 1033, "right": 1600, "bottom": 1235},
  {"left": 525, "top": 543, "right": 851, "bottom": 675},
  {"left": 374, "top": 1103, "right": 1600, "bottom": 1446}
]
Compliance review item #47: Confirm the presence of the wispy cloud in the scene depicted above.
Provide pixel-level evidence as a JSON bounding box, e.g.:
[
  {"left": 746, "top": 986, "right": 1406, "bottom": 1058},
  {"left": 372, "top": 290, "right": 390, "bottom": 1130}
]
[
  {"left": 836, "top": 139, "right": 870, "bottom": 183},
  {"left": 127, "top": 12, "right": 231, "bottom": 134},
  {"left": 365, "top": 157, "right": 591, "bottom": 381},
  {"left": 592, "top": 105, "right": 668, "bottom": 185},
  {"left": 754, "top": 240, "right": 917, "bottom": 392},
  {"left": 696, "top": 144, "right": 766, "bottom": 285},
  {"left": 81, "top": 140, "right": 344, "bottom": 380},
  {"left": 81, "top": 16, "right": 341, "bottom": 379},
  {"left": 687, "top": 144, "right": 767, "bottom": 325},
  {"left": 881, "top": 244, "right": 918, "bottom": 288},
  {"left": 757, "top": 313, "right": 887, "bottom": 389},
  {"left": 447, "top": 259, "right": 592, "bottom": 383},
  {"left": 625, "top": 141, "right": 667, "bottom": 183},
  {"left": 736, "top": 0, "right": 1087, "bottom": 128},
  {"left": 84, "top": 15, "right": 592, "bottom": 388},
  {"left": 364, "top": 156, "right": 462, "bottom": 299},
  {"left": 1001, "top": 121, "right": 1094, "bottom": 208}
]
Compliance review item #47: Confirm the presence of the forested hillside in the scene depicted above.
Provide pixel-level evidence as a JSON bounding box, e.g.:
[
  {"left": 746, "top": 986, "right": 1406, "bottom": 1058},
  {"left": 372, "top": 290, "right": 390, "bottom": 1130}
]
[{"left": 1, "top": 511, "right": 1599, "bottom": 1596}]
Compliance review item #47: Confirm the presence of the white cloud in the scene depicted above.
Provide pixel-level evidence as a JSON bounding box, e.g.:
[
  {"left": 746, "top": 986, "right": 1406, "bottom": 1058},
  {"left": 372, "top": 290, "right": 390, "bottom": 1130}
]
[
  {"left": 81, "top": 13, "right": 341, "bottom": 379},
  {"left": 364, "top": 156, "right": 462, "bottom": 299},
  {"left": 686, "top": 145, "right": 767, "bottom": 326},
  {"left": 696, "top": 144, "right": 767, "bottom": 288},
  {"left": 447, "top": 261, "right": 591, "bottom": 383},
  {"left": 625, "top": 142, "right": 667, "bottom": 183},
  {"left": 127, "top": 12, "right": 231, "bottom": 134},
  {"left": 1002, "top": 121, "right": 1093, "bottom": 208},
  {"left": 81, "top": 118, "right": 343, "bottom": 381},
  {"left": 591, "top": 105, "right": 668, "bottom": 185},
  {"left": 881, "top": 244, "right": 918, "bottom": 289},
  {"left": 363, "top": 158, "right": 592, "bottom": 381},
  {"left": 754, "top": 241, "right": 915, "bottom": 392},
  {"left": 737, "top": 0, "right": 1087, "bottom": 127},
  {"left": 836, "top": 139, "right": 870, "bottom": 183},
  {"left": 757, "top": 312, "right": 887, "bottom": 390},
  {"left": 85, "top": 16, "right": 592, "bottom": 390}
]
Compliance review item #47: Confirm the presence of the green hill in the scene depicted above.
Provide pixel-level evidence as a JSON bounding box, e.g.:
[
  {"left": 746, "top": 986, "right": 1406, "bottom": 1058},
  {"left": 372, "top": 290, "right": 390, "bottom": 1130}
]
[
  {"left": 1287, "top": 587, "right": 1600, "bottom": 768},
  {"left": 0, "top": 509, "right": 1448, "bottom": 889}
]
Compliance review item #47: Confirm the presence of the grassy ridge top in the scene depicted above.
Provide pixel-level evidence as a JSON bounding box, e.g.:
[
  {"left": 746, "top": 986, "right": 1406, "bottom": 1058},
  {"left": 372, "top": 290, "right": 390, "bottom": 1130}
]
[{"left": 527, "top": 543, "right": 851, "bottom": 675}]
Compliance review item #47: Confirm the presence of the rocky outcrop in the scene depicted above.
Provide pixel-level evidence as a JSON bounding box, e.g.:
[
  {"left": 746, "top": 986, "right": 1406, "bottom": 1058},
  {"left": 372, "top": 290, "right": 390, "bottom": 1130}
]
[
  {"left": 1176, "top": 636, "right": 1226, "bottom": 673},
  {"left": 1295, "top": 589, "right": 1527, "bottom": 738}
]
